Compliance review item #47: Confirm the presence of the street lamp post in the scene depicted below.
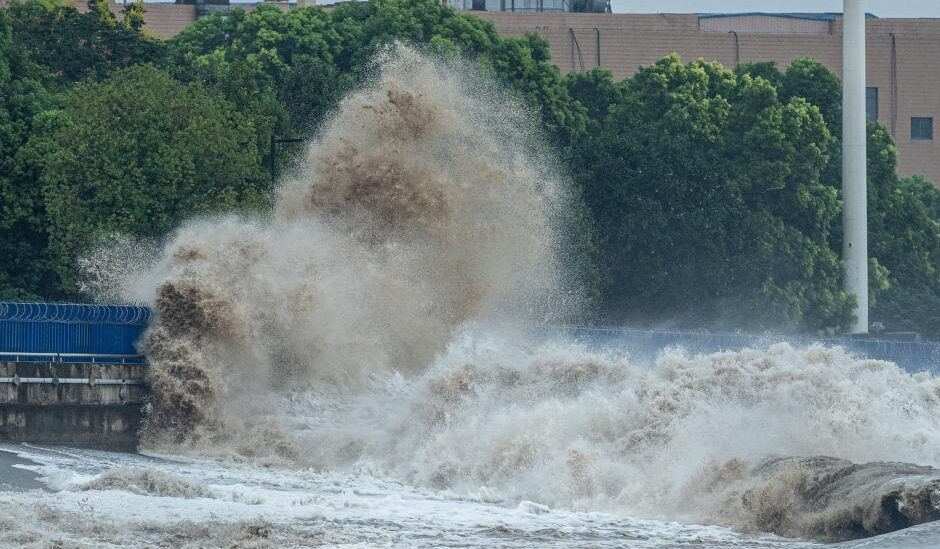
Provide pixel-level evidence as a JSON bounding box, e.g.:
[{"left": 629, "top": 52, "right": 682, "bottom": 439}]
[{"left": 269, "top": 134, "right": 304, "bottom": 187}]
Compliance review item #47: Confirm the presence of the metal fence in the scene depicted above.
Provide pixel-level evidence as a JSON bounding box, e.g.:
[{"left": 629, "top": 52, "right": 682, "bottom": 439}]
[
  {"left": 0, "top": 302, "right": 150, "bottom": 363},
  {"left": 0, "top": 302, "right": 151, "bottom": 325},
  {"left": 4, "top": 300, "right": 940, "bottom": 372}
]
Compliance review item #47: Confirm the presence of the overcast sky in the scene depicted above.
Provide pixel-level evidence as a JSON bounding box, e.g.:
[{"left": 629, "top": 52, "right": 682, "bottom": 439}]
[{"left": 609, "top": 0, "right": 940, "bottom": 17}]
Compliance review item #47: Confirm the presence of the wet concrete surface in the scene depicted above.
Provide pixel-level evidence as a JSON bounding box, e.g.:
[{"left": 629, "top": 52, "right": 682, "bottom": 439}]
[{"left": 0, "top": 447, "right": 44, "bottom": 491}]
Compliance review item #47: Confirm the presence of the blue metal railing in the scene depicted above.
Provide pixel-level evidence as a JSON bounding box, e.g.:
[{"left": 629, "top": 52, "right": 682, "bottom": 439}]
[
  {"left": 3, "top": 300, "right": 940, "bottom": 372},
  {"left": 0, "top": 302, "right": 150, "bottom": 362},
  {"left": 0, "top": 352, "right": 147, "bottom": 365},
  {"left": 0, "top": 302, "right": 151, "bottom": 325}
]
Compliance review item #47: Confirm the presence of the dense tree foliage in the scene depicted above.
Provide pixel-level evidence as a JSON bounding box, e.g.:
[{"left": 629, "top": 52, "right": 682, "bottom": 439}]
[
  {"left": 0, "top": 11, "right": 58, "bottom": 298},
  {"left": 568, "top": 58, "right": 853, "bottom": 332},
  {"left": 0, "top": 3, "right": 260, "bottom": 295},
  {"left": 5, "top": 0, "right": 163, "bottom": 87},
  {"left": 30, "top": 65, "right": 268, "bottom": 291},
  {"left": 568, "top": 57, "right": 940, "bottom": 335},
  {"left": 733, "top": 60, "right": 940, "bottom": 337},
  {"left": 167, "top": 0, "right": 582, "bottom": 157},
  {"left": 1, "top": 0, "right": 939, "bottom": 338}
]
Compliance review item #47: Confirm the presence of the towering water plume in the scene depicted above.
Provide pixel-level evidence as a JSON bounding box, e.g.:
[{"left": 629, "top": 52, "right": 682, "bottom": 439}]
[
  {"left": 91, "top": 46, "right": 940, "bottom": 542},
  {"left": 128, "top": 46, "right": 576, "bottom": 454}
]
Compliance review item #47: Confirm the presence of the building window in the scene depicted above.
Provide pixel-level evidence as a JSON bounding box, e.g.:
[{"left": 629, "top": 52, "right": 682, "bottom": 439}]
[
  {"left": 866, "top": 87, "right": 878, "bottom": 121},
  {"left": 912, "top": 117, "right": 934, "bottom": 140}
]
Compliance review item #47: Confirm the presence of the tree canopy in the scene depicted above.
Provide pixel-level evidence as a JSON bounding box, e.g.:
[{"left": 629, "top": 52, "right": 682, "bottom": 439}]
[
  {"left": 5, "top": 0, "right": 163, "bottom": 88},
  {"left": 167, "top": 0, "right": 582, "bottom": 150},
  {"left": 30, "top": 64, "right": 268, "bottom": 292},
  {"left": 568, "top": 57, "right": 853, "bottom": 332},
  {"left": 0, "top": 10, "right": 58, "bottom": 298}
]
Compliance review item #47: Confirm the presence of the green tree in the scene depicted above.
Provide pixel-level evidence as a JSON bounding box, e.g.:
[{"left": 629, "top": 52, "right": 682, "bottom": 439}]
[
  {"left": 778, "top": 57, "right": 842, "bottom": 131},
  {"left": 27, "top": 64, "right": 267, "bottom": 292},
  {"left": 866, "top": 139, "right": 940, "bottom": 338},
  {"left": 720, "top": 56, "right": 940, "bottom": 336},
  {"left": 328, "top": 0, "right": 500, "bottom": 68},
  {"left": 778, "top": 59, "right": 940, "bottom": 338},
  {"left": 565, "top": 68, "right": 621, "bottom": 122},
  {"left": 482, "top": 33, "right": 587, "bottom": 146},
  {"left": 901, "top": 174, "right": 940, "bottom": 220},
  {"left": 168, "top": 0, "right": 586, "bottom": 155},
  {"left": 122, "top": 0, "right": 146, "bottom": 32},
  {"left": 0, "top": 11, "right": 60, "bottom": 299},
  {"left": 572, "top": 55, "right": 855, "bottom": 333},
  {"left": 87, "top": 0, "right": 117, "bottom": 28},
  {"left": 738, "top": 58, "right": 844, "bottom": 211},
  {"left": 5, "top": 0, "right": 163, "bottom": 88},
  {"left": 733, "top": 60, "right": 783, "bottom": 88},
  {"left": 168, "top": 5, "right": 345, "bottom": 133},
  {"left": 167, "top": 5, "right": 351, "bottom": 177}
]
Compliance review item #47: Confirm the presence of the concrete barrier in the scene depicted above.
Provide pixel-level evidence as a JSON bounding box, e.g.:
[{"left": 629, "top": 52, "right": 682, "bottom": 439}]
[{"left": 0, "top": 361, "right": 146, "bottom": 451}]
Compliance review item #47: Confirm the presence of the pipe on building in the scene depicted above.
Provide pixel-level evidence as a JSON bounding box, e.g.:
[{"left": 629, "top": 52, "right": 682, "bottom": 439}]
[
  {"left": 843, "top": 0, "right": 868, "bottom": 334},
  {"left": 890, "top": 32, "right": 898, "bottom": 136},
  {"left": 729, "top": 30, "right": 740, "bottom": 67},
  {"left": 569, "top": 28, "right": 585, "bottom": 71},
  {"left": 594, "top": 27, "right": 601, "bottom": 67}
]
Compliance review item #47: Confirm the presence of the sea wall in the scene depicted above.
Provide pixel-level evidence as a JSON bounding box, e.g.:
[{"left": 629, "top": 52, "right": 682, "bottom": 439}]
[{"left": 0, "top": 362, "right": 146, "bottom": 451}]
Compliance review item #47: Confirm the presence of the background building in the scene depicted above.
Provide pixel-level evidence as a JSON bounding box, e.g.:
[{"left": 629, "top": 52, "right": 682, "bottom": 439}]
[
  {"left": 474, "top": 11, "right": 940, "bottom": 184},
  {"left": 440, "top": 0, "right": 609, "bottom": 14}
]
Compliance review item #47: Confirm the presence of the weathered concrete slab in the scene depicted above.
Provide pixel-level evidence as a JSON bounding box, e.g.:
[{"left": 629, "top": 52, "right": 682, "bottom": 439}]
[
  {"left": 0, "top": 363, "right": 147, "bottom": 405},
  {"left": 0, "top": 362, "right": 146, "bottom": 451}
]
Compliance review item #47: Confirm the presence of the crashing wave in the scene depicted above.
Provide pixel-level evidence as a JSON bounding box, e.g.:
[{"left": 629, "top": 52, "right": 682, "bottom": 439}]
[
  {"left": 691, "top": 456, "right": 940, "bottom": 540},
  {"left": 84, "top": 46, "right": 940, "bottom": 542},
  {"left": 80, "top": 468, "right": 211, "bottom": 499}
]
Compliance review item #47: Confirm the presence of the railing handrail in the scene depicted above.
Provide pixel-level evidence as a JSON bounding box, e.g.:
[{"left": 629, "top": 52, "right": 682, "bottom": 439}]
[
  {"left": 0, "top": 302, "right": 152, "bottom": 325},
  {"left": 0, "top": 352, "right": 144, "bottom": 358},
  {"left": 0, "top": 351, "right": 147, "bottom": 364}
]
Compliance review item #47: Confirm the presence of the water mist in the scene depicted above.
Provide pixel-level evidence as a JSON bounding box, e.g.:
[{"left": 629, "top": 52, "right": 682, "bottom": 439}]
[{"left": 82, "top": 46, "right": 940, "bottom": 543}]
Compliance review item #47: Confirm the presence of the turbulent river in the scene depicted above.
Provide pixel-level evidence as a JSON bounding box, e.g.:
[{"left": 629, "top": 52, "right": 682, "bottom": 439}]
[
  {"left": 2, "top": 334, "right": 940, "bottom": 548},
  {"left": 0, "top": 435, "right": 934, "bottom": 548},
  {"left": 8, "top": 46, "right": 939, "bottom": 547}
]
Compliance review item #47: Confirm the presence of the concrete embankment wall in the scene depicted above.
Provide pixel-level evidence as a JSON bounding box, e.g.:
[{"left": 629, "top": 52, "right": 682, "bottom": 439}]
[{"left": 0, "top": 362, "right": 146, "bottom": 451}]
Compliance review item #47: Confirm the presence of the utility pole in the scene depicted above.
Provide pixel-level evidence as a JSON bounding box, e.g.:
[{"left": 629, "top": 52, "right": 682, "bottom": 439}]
[
  {"left": 843, "top": 0, "right": 868, "bottom": 334},
  {"left": 269, "top": 134, "right": 304, "bottom": 186}
]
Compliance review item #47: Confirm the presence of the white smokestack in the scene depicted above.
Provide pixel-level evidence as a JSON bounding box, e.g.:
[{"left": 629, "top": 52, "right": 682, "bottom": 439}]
[{"left": 843, "top": 0, "right": 868, "bottom": 334}]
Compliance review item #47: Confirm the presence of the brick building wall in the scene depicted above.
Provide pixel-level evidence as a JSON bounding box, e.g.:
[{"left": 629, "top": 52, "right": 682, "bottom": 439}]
[
  {"left": 134, "top": 3, "right": 198, "bottom": 37},
  {"left": 476, "top": 12, "right": 940, "bottom": 185}
]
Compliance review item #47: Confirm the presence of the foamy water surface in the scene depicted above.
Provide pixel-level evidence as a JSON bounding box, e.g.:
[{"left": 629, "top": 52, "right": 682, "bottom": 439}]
[
  {"left": 2, "top": 335, "right": 940, "bottom": 547},
  {"left": 2, "top": 441, "right": 937, "bottom": 548},
  {"left": 0, "top": 443, "right": 830, "bottom": 548},
  {"left": 54, "top": 46, "right": 940, "bottom": 548}
]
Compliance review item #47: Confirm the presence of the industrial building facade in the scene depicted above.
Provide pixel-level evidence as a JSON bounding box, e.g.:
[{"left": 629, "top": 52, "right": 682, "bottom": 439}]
[
  {"left": 6, "top": 2, "right": 939, "bottom": 184},
  {"left": 475, "top": 11, "right": 940, "bottom": 185}
]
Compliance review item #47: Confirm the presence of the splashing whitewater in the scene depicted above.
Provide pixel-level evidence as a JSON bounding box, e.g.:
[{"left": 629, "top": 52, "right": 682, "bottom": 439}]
[
  {"left": 126, "top": 46, "right": 577, "bottom": 455},
  {"left": 85, "top": 46, "right": 940, "bottom": 542}
]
